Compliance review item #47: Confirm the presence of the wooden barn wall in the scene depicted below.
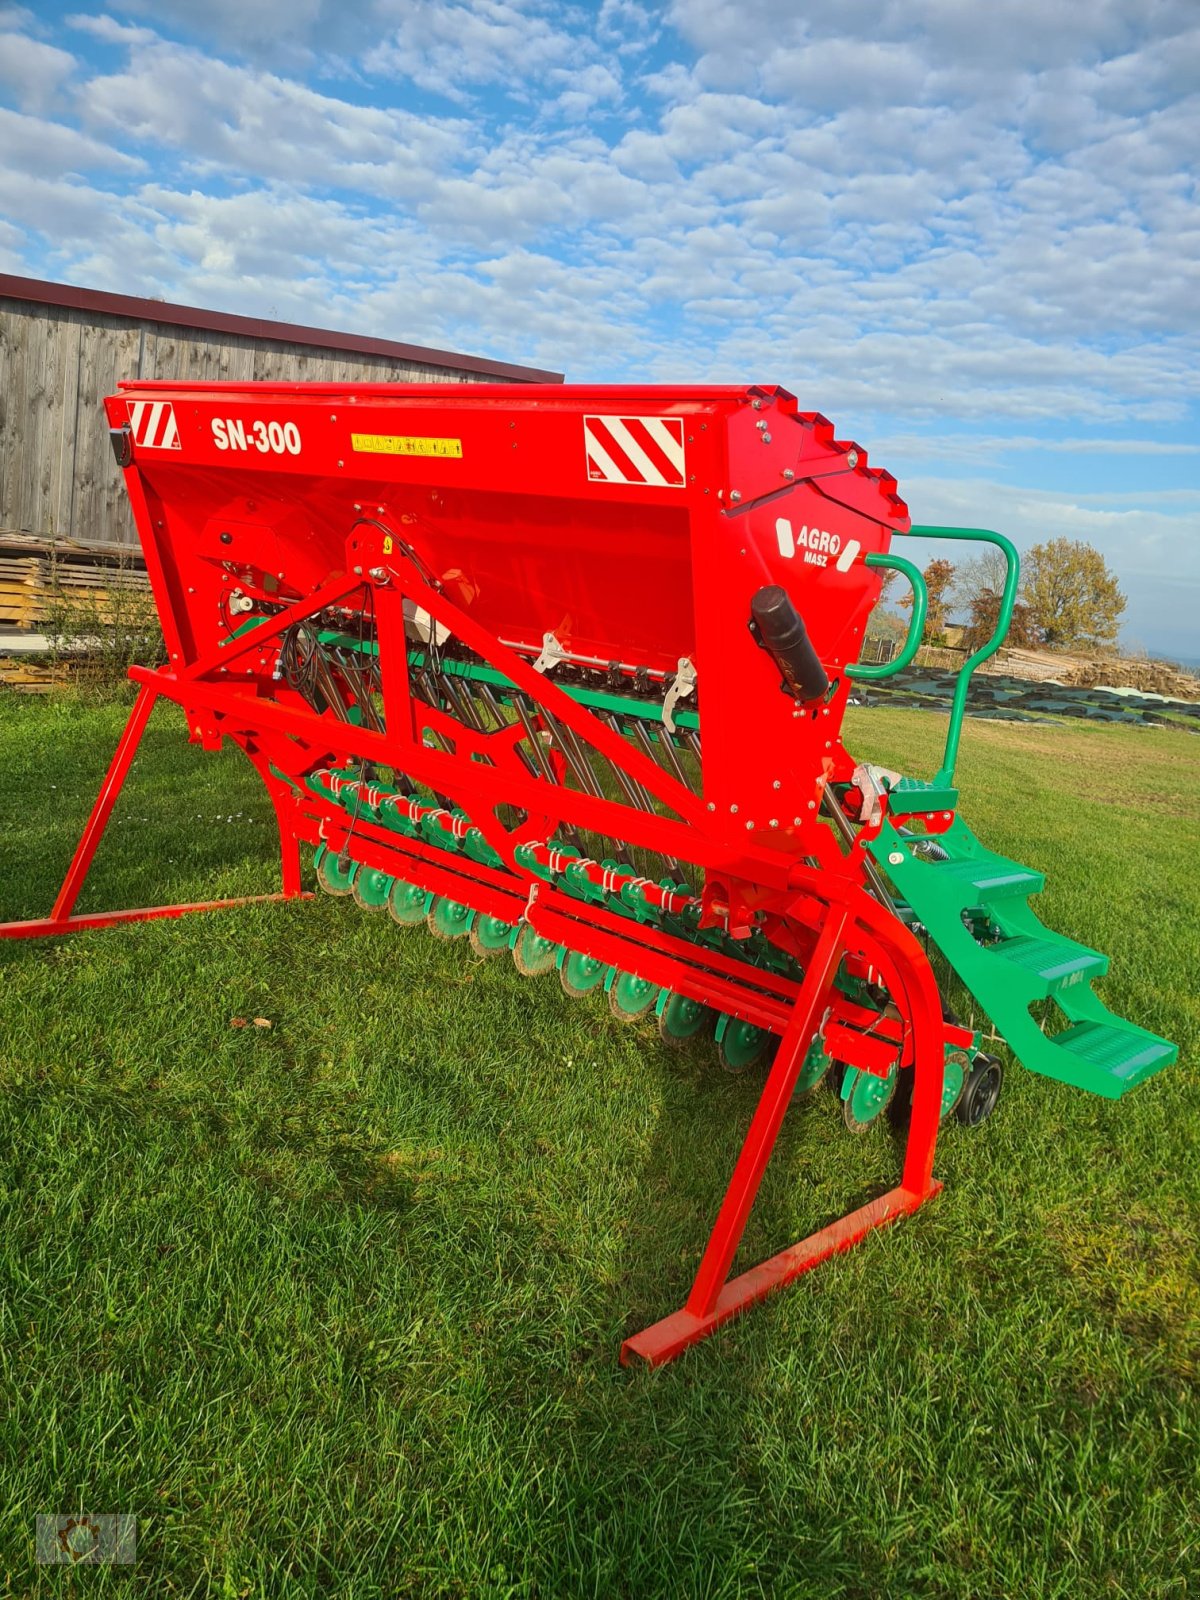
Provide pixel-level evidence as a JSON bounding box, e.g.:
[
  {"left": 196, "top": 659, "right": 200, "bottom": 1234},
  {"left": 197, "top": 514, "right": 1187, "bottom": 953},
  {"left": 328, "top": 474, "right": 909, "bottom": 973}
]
[{"left": 0, "top": 299, "right": 505, "bottom": 550}]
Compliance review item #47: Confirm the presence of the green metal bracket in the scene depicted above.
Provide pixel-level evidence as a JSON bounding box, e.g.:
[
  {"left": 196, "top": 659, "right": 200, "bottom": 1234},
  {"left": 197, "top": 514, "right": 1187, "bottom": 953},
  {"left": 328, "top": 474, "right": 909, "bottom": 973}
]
[
  {"left": 220, "top": 615, "right": 273, "bottom": 647},
  {"left": 846, "top": 552, "right": 927, "bottom": 681},
  {"left": 904, "top": 525, "right": 1021, "bottom": 788}
]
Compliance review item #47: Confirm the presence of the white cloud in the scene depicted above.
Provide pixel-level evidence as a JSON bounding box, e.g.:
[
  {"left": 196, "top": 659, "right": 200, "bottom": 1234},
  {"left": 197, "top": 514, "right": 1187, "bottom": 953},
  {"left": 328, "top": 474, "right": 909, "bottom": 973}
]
[
  {"left": 67, "top": 13, "right": 159, "bottom": 49},
  {"left": 76, "top": 37, "right": 473, "bottom": 200},
  {"left": 0, "top": 214, "right": 29, "bottom": 271},
  {"left": 597, "top": 0, "right": 658, "bottom": 53},
  {"left": 364, "top": 0, "right": 588, "bottom": 104},
  {"left": 0, "top": 105, "right": 143, "bottom": 180},
  {"left": 875, "top": 434, "right": 1200, "bottom": 467},
  {"left": 549, "top": 62, "right": 623, "bottom": 121},
  {"left": 108, "top": 0, "right": 327, "bottom": 56},
  {"left": 762, "top": 38, "right": 928, "bottom": 110},
  {"left": 0, "top": 32, "right": 75, "bottom": 112},
  {"left": 18, "top": 2, "right": 1196, "bottom": 435}
]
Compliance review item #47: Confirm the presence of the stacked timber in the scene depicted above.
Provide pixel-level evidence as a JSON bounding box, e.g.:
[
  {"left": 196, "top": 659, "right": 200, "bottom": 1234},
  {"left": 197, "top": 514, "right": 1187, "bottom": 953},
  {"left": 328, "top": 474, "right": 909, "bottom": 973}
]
[
  {"left": 0, "top": 658, "right": 72, "bottom": 692},
  {"left": 0, "top": 549, "right": 43, "bottom": 629},
  {"left": 0, "top": 531, "right": 149, "bottom": 632}
]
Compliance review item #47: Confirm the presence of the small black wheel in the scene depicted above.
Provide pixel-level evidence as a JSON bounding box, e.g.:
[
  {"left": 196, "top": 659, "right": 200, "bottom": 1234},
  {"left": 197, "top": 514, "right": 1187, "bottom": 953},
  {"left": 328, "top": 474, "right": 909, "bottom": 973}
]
[{"left": 956, "top": 1054, "right": 1004, "bottom": 1127}]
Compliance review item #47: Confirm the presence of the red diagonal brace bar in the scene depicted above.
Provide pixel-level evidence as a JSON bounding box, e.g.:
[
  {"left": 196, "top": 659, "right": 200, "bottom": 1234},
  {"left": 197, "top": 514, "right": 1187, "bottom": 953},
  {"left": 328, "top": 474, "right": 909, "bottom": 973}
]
[
  {"left": 0, "top": 682, "right": 310, "bottom": 942},
  {"left": 0, "top": 897, "right": 304, "bottom": 940},
  {"left": 129, "top": 663, "right": 761, "bottom": 877},
  {"left": 181, "top": 570, "right": 363, "bottom": 683}
]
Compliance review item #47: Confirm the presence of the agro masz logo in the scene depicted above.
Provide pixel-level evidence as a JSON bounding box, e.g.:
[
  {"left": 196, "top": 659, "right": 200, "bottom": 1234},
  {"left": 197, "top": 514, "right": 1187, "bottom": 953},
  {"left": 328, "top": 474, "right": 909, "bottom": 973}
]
[{"left": 775, "top": 517, "right": 859, "bottom": 570}]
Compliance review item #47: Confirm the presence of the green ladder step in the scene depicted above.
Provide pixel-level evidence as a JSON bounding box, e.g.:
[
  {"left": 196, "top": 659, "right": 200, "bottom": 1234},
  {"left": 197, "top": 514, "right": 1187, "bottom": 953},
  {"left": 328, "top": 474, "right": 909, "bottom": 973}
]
[
  {"left": 886, "top": 776, "right": 959, "bottom": 816},
  {"left": 868, "top": 812, "right": 1177, "bottom": 1099},
  {"left": 993, "top": 933, "right": 1108, "bottom": 997},
  {"left": 929, "top": 854, "right": 1044, "bottom": 902},
  {"left": 1053, "top": 1020, "right": 1176, "bottom": 1093}
]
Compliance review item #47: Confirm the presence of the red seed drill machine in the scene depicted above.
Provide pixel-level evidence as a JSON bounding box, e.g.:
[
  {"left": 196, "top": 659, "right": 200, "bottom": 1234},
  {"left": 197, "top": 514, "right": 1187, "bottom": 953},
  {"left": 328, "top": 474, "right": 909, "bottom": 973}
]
[{"left": 1, "top": 381, "right": 1177, "bottom": 1365}]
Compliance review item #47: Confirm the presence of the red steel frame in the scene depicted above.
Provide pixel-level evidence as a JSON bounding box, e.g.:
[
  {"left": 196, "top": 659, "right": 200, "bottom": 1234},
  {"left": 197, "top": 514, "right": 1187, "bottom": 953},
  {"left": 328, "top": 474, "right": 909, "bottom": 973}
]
[{"left": 0, "top": 378, "right": 955, "bottom": 1364}]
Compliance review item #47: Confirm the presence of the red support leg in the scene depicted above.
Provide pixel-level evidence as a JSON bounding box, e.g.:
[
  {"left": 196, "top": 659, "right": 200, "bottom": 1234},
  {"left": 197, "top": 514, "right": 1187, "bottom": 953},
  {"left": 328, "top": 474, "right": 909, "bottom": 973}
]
[
  {"left": 50, "top": 684, "right": 159, "bottom": 922},
  {"left": 264, "top": 779, "right": 303, "bottom": 899},
  {"left": 682, "top": 907, "right": 848, "bottom": 1319},
  {"left": 0, "top": 682, "right": 311, "bottom": 941},
  {"left": 620, "top": 901, "right": 944, "bottom": 1368},
  {"left": 0, "top": 898, "right": 308, "bottom": 940}
]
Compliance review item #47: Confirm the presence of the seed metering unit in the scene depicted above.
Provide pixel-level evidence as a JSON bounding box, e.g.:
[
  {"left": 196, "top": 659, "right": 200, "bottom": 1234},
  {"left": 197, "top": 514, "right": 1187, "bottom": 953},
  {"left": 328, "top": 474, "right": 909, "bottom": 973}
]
[{"left": 2, "top": 381, "right": 1177, "bottom": 1364}]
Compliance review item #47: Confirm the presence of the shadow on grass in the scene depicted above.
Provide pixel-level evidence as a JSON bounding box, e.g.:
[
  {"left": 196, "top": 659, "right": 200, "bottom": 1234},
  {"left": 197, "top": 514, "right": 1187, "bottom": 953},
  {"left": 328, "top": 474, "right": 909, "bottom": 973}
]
[{"left": 610, "top": 1021, "right": 917, "bottom": 1362}]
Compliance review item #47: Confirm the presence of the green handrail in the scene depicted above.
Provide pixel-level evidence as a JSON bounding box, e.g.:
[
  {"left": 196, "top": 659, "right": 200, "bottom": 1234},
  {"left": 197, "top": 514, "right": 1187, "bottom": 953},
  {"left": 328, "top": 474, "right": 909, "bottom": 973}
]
[
  {"left": 905, "top": 525, "right": 1021, "bottom": 787},
  {"left": 846, "top": 553, "right": 927, "bottom": 680}
]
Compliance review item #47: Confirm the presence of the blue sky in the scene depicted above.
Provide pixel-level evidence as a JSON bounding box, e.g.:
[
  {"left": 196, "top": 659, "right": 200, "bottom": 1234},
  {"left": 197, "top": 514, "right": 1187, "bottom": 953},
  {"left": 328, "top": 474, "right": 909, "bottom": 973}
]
[{"left": 1, "top": 1, "right": 1197, "bottom": 656}]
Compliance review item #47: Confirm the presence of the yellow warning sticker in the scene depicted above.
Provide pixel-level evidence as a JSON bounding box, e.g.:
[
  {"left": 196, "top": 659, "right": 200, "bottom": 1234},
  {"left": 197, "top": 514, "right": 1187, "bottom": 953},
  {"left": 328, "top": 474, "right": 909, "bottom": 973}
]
[{"left": 350, "top": 433, "right": 463, "bottom": 458}]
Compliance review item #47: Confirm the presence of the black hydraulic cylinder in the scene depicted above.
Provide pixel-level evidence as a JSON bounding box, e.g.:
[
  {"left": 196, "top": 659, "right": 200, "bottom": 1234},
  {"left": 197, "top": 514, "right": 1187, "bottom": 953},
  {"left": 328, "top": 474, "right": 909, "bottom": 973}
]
[{"left": 750, "top": 585, "right": 829, "bottom": 702}]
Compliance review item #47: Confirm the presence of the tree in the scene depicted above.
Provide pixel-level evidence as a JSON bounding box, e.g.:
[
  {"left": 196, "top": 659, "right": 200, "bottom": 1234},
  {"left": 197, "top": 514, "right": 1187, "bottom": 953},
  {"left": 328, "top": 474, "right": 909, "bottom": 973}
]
[
  {"left": 862, "top": 563, "right": 908, "bottom": 657},
  {"left": 1023, "top": 537, "right": 1125, "bottom": 651},
  {"left": 875, "top": 564, "right": 900, "bottom": 606},
  {"left": 900, "top": 557, "right": 956, "bottom": 642},
  {"left": 961, "top": 589, "right": 1042, "bottom": 653},
  {"left": 950, "top": 547, "right": 1020, "bottom": 619}
]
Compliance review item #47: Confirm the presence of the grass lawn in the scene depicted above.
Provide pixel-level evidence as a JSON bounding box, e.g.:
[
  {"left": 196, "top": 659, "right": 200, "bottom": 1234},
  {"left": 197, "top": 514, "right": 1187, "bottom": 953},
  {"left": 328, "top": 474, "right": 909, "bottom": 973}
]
[{"left": 1, "top": 692, "right": 1197, "bottom": 1598}]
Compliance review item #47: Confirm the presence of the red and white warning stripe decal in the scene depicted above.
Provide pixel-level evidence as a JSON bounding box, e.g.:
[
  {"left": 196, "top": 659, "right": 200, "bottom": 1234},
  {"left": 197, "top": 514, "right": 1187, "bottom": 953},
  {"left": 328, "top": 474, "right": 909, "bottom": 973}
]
[
  {"left": 127, "top": 400, "right": 181, "bottom": 450},
  {"left": 584, "top": 414, "right": 686, "bottom": 488}
]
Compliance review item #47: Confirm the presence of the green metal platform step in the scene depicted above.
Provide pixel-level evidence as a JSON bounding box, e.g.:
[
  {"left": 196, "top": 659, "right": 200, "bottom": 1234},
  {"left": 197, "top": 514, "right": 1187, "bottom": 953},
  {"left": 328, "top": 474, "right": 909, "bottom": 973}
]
[
  {"left": 1053, "top": 1021, "right": 1176, "bottom": 1092},
  {"left": 930, "top": 854, "right": 1044, "bottom": 902},
  {"left": 993, "top": 933, "right": 1108, "bottom": 997},
  {"left": 868, "top": 808, "right": 1177, "bottom": 1100}
]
